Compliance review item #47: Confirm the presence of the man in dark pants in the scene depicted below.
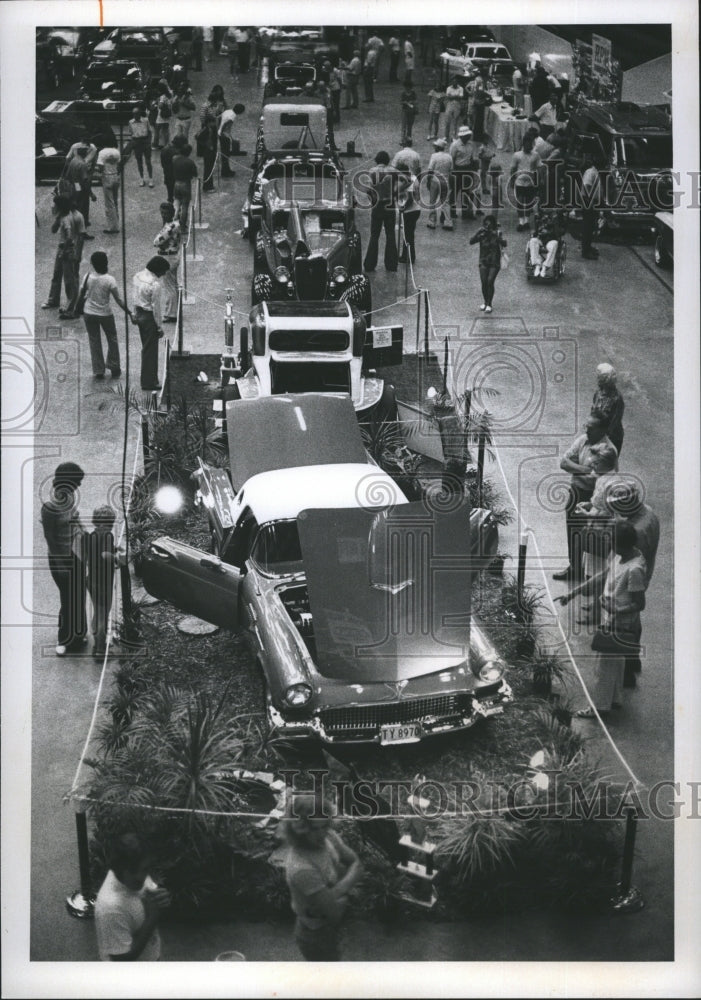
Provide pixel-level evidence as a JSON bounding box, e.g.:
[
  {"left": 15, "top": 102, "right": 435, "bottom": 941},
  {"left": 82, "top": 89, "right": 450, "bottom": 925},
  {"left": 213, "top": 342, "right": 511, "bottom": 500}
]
[
  {"left": 132, "top": 256, "right": 170, "bottom": 390},
  {"left": 554, "top": 414, "right": 618, "bottom": 581},
  {"left": 191, "top": 27, "right": 203, "bottom": 71},
  {"left": 159, "top": 133, "right": 186, "bottom": 204},
  {"left": 40, "top": 462, "right": 87, "bottom": 655},
  {"left": 362, "top": 151, "right": 398, "bottom": 273}
]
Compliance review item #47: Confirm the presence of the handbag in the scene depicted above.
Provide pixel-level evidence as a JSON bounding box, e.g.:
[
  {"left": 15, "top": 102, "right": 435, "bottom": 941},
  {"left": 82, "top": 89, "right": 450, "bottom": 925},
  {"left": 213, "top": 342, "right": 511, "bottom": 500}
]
[
  {"left": 500, "top": 248, "right": 509, "bottom": 269},
  {"left": 591, "top": 625, "right": 639, "bottom": 656},
  {"left": 73, "top": 273, "right": 90, "bottom": 317}
]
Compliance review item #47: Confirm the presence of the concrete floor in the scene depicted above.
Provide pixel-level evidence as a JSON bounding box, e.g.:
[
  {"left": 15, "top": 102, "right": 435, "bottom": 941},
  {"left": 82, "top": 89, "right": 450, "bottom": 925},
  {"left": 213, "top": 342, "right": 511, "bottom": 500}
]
[{"left": 6, "top": 34, "right": 686, "bottom": 998}]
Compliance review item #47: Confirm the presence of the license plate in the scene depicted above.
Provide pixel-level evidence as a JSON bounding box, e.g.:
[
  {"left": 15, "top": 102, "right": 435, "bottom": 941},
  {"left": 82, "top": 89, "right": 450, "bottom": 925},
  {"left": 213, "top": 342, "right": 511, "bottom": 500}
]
[{"left": 380, "top": 724, "right": 422, "bottom": 745}]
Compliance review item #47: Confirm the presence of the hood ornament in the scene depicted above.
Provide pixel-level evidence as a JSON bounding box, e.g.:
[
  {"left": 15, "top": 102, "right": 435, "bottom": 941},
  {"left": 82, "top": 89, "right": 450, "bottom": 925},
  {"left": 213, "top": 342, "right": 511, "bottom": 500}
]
[{"left": 384, "top": 679, "right": 409, "bottom": 700}]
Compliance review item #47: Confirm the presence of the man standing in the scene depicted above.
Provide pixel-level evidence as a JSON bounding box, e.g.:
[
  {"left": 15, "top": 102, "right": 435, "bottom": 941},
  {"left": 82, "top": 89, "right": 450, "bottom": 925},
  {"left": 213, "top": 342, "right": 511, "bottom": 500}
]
[
  {"left": 388, "top": 35, "right": 401, "bottom": 82},
  {"left": 579, "top": 151, "right": 601, "bottom": 260},
  {"left": 202, "top": 26, "right": 214, "bottom": 62},
  {"left": 171, "top": 143, "right": 198, "bottom": 230},
  {"left": 392, "top": 140, "right": 421, "bottom": 176},
  {"left": 362, "top": 151, "right": 399, "bottom": 274},
  {"left": 512, "top": 65, "right": 524, "bottom": 109},
  {"left": 533, "top": 96, "right": 558, "bottom": 138},
  {"left": 191, "top": 26, "right": 203, "bottom": 71},
  {"left": 132, "top": 255, "right": 170, "bottom": 391},
  {"left": 64, "top": 144, "right": 96, "bottom": 236},
  {"left": 153, "top": 202, "right": 182, "bottom": 322},
  {"left": 591, "top": 362, "right": 625, "bottom": 456},
  {"left": 95, "top": 833, "right": 170, "bottom": 961},
  {"left": 366, "top": 32, "right": 384, "bottom": 79},
  {"left": 95, "top": 145, "right": 122, "bottom": 233},
  {"left": 554, "top": 414, "right": 619, "bottom": 581},
  {"left": 41, "top": 195, "right": 85, "bottom": 313},
  {"left": 444, "top": 76, "right": 465, "bottom": 143},
  {"left": 344, "top": 50, "right": 361, "bottom": 109},
  {"left": 40, "top": 462, "right": 87, "bottom": 655},
  {"left": 403, "top": 34, "right": 415, "bottom": 86},
  {"left": 363, "top": 47, "right": 377, "bottom": 102},
  {"left": 449, "top": 125, "right": 478, "bottom": 221},
  {"left": 426, "top": 138, "right": 454, "bottom": 230},
  {"left": 160, "top": 132, "right": 186, "bottom": 204}
]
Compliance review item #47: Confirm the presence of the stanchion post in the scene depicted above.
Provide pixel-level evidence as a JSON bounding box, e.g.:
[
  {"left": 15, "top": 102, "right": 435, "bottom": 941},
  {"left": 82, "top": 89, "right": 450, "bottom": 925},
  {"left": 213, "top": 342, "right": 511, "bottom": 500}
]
[
  {"left": 182, "top": 238, "right": 187, "bottom": 299},
  {"left": 611, "top": 808, "right": 645, "bottom": 913},
  {"left": 517, "top": 532, "right": 528, "bottom": 604},
  {"left": 191, "top": 205, "right": 197, "bottom": 259},
  {"left": 198, "top": 177, "right": 203, "bottom": 226},
  {"left": 442, "top": 336, "right": 449, "bottom": 395},
  {"left": 423, "top": 289, "right": 429, "bottom": 359},
  {"left": 477, "top": 429, "right": 486, "bottom": 507},
  {"left": 165, "top": 340, "right": 172, "bottom": 410},
  {"left": 415, "top": 287, "right": 421, "bottom": 354},
  {"left": 172, "top": 286, "right": 190, "bottom": 358},
  {"left": 65, "top": 803, "right": 95, "bottom": 918},
  {"left": 141, "top": 416, "right": 151, "bottom": 473}
]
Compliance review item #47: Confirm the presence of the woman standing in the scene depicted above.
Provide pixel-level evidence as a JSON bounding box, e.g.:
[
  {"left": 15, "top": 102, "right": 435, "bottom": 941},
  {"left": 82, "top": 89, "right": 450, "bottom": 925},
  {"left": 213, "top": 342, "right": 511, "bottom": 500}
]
[
  {"left": 510, "top": 134, "right": 542, "bottom": 231},
  {"left": 154, "top": 80, "right": 173, "bottom": 150},
  {"left": 81, "top": 251, "right": 131, "bottom": 379},
  {"left": 397, "top": 169, "right": 421, "bottom": 264},
  {"left": 128, "top": 105, "right": 154, "bottom": 187},
  {"left": 279, "top": 793, "right": 362, "bottom": 962},
  {"left": 469, "top": 214, "right": 507, "bottom": 313},
  {"left": 197, "top": 114, "right": 219, "bottom": 193}
]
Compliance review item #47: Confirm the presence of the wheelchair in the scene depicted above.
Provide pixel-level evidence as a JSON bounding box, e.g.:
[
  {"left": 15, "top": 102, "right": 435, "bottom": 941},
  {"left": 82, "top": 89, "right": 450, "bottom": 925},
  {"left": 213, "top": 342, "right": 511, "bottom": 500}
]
[{"left": 525, "top": 211, "right": 567, "bottom": 282}]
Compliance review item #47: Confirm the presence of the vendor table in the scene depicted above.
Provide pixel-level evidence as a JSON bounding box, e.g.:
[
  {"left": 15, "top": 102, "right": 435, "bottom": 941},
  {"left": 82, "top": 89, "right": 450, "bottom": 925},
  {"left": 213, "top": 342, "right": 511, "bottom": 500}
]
[{"left": 485, "top": 101, "right": 532, "bottom": 152}]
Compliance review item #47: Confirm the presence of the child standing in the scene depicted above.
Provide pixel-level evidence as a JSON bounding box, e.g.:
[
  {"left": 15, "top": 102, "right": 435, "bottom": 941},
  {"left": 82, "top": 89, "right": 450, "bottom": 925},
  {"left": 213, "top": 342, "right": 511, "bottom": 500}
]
[
  {"left": 426, "top": 82, "right": 445, "bottom": 140},
  {"left": 86, "top": 506, "right": 121, "bottom": 659}
]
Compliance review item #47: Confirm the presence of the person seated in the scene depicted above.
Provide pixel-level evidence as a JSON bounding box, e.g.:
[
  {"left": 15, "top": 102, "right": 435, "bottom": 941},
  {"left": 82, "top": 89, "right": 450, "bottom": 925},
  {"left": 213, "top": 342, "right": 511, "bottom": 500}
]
[{"left": 528, "top": 210, "right": 565, "bottom": 277}]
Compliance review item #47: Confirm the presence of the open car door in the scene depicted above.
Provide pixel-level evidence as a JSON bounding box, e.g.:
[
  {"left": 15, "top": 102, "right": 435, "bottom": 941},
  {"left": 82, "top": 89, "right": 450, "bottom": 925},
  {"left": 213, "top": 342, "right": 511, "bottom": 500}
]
[{"left": 141, "top": 537, "right": 241, "bottom": 630}]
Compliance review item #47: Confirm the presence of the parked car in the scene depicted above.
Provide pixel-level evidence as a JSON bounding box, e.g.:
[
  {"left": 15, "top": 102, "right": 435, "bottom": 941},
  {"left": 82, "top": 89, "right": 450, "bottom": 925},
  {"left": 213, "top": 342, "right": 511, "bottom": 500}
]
[
  {"left": 76, "top": 60, "right": 147, "bottom": 115},
  {"left": 224, "top": 300, "right": 398, "bottom": 417},
  {"left": 564, "top": 101, "right": 673, "bottom": 236},
  {"left": 251, "top": 178, "right": 370, "bottom": 311},
  {"left": 36, "top": 27, "right": 105, "bottom": 86},
  {"left": 654, "top": 211, "right": 673, "bottom": 268},
  {"left": 36, "top": 107, "right": 118, "bottom": 183},
  {"left": 142, "top": 393, "right": 512, "bottom": 746},
  {"left": 264, "top": 62, "right": 317, "bottom": 97},
  {"left": 91, "top": 26, "right": 172, "bottom": 74},
  {"left": 463, "top": 41, "right": 513, "bottom": 70},
  {"left": 262, "top": 26, "right": 338, "bottom": 66},
  {"left": 243, "top": 148, "right": 344, "bottom": 242}
]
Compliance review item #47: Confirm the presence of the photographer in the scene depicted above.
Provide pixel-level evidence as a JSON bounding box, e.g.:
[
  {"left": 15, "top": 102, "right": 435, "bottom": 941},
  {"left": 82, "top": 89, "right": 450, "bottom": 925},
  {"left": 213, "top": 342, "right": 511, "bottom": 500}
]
[
  {"left": 469, "top": 214, "right": 507, "bottom": 313},
  {"left": 172, "top": 81, "right": 197, "bottom": 142}
]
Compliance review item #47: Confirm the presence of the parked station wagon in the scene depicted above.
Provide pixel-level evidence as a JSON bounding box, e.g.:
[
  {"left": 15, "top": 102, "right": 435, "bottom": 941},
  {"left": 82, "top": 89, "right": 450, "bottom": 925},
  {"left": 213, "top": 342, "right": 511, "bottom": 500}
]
[
  {"left": 142, "top": 394, "right": 512, "bottom": 745},
  {"left": 251, "top": 178, "right": 371, "bottom": 312}
]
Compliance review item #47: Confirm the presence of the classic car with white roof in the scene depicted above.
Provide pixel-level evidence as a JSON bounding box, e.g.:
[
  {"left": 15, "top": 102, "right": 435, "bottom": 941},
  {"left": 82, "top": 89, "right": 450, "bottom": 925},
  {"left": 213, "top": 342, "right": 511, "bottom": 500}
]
[
  {"left": 142, "top": 394, "right": 512, "bottom": 746},
  {"left": 225, "top": 300, "right": 399, "bottom": 417}
]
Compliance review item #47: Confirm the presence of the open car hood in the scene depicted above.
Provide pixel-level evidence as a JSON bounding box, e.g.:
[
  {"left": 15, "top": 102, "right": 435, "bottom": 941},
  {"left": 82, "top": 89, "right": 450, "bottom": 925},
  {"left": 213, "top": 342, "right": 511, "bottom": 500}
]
[
  {"left": 297, "top": 501, "right": 473, "bottom": 682},
  {"left": 225, "top": 393, "right": 367, "bottom": 490}
]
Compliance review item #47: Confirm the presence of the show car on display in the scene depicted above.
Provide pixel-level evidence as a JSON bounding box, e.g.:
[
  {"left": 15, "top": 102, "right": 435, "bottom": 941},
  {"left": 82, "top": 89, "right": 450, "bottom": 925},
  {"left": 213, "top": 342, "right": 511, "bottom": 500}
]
[
  {"left": 564, "top": 101, "right": 673, "bottom": 236},
  {"left": 90, "top": 26, "right": 173, "bottom": 75},
  {"left": 251, "top": 178, "right": 371, "bottom": 312},
  {"left": 35, "top": 27, "right": 106, "bottom": 87},
  {"left": 142, "top": 394, "right": 511, "bottom": 746},
  {"left": 76, "top": 60, "right": 147, "bottom": 115},
  {"left": 223, "top": 300, "right": 400, "bottom": 418}
]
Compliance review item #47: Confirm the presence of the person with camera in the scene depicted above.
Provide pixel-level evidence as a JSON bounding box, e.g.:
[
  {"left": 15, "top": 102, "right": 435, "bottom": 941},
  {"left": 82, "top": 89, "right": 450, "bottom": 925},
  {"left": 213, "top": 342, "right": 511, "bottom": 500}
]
[
  {"left": 172, "top": 81, "right": 197, "bottom": 142},
  {"left": 469, "top": 214, "right": 507, "bottom": 313}
]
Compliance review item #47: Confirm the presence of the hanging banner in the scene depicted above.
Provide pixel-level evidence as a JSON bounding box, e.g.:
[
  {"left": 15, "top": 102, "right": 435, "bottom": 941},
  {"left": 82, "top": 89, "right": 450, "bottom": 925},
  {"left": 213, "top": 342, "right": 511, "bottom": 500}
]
[{"left": 591, "top": 34, "right": 612, "bottom": 79}]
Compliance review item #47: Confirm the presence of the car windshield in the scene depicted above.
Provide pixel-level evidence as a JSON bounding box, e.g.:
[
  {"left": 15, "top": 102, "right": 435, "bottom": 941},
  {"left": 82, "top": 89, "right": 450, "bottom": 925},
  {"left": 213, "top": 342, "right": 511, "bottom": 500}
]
[
  {"left": 618, "top": 135, "right": 672, "bottom": 168},
  {"left": 120, "top": 30, "right": 162, "bottom": 44},
  {"left": 252, "top": 520, "right": 303, "bottom": 576},
  {"left": 303, "top": 211, "right": 345, "bottom": 234},
  {"left": 473, "top": 45, "right": 510, "bottom": 59}
]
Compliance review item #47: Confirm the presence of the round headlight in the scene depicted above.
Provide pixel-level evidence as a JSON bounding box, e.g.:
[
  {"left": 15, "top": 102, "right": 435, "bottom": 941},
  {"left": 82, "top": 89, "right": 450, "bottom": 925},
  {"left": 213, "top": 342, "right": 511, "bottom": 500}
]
[
  {"left": 284, "top": 682, "right": 312, "bottom": 707},
  {"left": 274, "top": 266, "right": 290, "bottom": 284},
  {"left": 331, "top": 265, "right": 348, "bottom": 284},
  {"left": 479, "top": 662, "right": 504, "bottom": 683}
]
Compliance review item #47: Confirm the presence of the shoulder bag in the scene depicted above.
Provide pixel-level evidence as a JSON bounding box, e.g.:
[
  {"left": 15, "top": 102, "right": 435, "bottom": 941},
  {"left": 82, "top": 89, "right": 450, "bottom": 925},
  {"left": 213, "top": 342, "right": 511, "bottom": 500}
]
[{"left": 73, "top": 273, "right": 90, "bottom": 318}]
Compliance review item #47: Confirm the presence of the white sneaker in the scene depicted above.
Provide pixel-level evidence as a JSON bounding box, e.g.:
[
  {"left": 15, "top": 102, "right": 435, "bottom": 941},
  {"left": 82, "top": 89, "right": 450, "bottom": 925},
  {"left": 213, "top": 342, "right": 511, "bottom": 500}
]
[
  {"left": 485, "top": 305, "right": 493, "bottom": 313},
  {"left": 479, "top": 303, "right": 486, "bottom": 311},
  {"left": 534, "top": 264, "right": 541, "bottom": 276},
  {"left": 56, "top": 644, "right": 67, "bottom": 656},
  {"left": 139, "top": 179, "right": 145, "bottom": 187},
  {"left": 148, "top": 179, "right": 154, "bottom": 188}
]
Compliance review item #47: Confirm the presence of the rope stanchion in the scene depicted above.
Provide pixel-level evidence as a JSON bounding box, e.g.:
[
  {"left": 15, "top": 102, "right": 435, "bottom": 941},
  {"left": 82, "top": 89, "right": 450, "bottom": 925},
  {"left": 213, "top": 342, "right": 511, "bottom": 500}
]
[
  {"left": 188, "top": 203, "right": 203, "bottom": 262},
  {"left": 65, "top": 802, "right": 95, "bottom": 919},
  {"left": 171, "top": 285, "right": 190, "bottom": 358},
  {"left": 193, "top": 177, "right": 210, "bottom": 230},
  {"left": 181, "top": 236, "right": 195, "bottom": 305}
]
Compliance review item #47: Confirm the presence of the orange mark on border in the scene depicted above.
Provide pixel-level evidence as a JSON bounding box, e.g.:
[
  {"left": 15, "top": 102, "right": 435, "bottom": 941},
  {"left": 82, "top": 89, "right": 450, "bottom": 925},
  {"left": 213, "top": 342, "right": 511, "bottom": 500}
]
[{"left": 98, "top": 0, "right": 103, "bottom": 27}]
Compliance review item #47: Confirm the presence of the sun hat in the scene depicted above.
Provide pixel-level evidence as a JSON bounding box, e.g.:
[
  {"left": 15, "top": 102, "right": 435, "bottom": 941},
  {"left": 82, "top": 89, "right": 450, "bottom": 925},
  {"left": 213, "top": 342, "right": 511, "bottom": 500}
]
[{"left": 457, "top": 125, "right": 473, "bottom": 137}]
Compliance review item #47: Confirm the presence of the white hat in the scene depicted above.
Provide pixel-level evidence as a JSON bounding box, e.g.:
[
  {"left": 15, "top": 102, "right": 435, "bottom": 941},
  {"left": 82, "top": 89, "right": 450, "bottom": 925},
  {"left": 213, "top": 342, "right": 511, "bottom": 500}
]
[
  {"left": 457, "top": 125, "right": 473, "bottom": 137},
  {"left": 432, "top": 137, "right": 447, "bottom": 149}
]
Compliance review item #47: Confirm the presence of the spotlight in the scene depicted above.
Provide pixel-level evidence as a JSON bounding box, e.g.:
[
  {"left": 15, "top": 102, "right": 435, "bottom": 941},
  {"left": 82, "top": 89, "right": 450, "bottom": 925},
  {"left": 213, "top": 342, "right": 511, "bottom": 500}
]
[{"left": 154, "top": 485, "right": 184, "bottom": 515}]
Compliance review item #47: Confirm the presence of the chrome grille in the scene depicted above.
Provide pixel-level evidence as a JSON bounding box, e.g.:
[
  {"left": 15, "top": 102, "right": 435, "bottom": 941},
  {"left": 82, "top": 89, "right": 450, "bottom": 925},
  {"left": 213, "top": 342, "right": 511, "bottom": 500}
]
[
  {"left": 294, "top": 256, "right": 328, "bottom": 300},
  {"left": 320, "top": 695, "right": 464, "bottom": 733}
]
